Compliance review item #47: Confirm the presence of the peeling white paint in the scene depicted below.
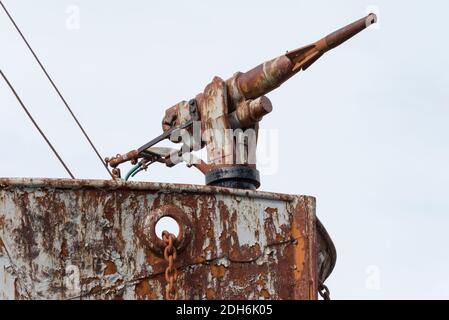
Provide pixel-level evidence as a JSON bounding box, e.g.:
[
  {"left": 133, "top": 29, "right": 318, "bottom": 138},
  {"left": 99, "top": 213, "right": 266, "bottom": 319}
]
[
  {"left": 0, "top": 178, "right": 318, "bottom": 299},
  {"left": 0, "top": 255, "right": 15, "bottom": 300}
]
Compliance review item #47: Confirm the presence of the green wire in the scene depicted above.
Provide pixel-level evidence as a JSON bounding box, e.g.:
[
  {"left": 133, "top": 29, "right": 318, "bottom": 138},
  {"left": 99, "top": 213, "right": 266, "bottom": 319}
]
[
  {"left": 124, "top": 163, "right": 141, "bottom": 181},
  {"left": 131, "top": 167, "right": 142, "bottom": 178}
]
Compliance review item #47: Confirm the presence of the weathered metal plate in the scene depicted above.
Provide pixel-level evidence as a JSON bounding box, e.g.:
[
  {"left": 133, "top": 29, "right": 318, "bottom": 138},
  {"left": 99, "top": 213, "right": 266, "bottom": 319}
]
[{"left": 0, "top": 178, "right": 334, "bottom": 300}]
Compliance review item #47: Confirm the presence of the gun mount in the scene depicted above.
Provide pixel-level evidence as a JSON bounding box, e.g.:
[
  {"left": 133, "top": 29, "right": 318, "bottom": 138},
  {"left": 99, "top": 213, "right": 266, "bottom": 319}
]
[{"left": 106, "top": 14, "right": 377, "bottom": 189}]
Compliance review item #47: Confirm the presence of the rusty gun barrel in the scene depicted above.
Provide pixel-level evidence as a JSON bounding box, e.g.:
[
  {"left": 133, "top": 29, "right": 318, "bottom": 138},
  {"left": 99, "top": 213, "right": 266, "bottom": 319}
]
[
  {"left": 110, "top": 14, "right": 377, "bottom": 180},
  {"left": 226, "top": 14, "right": 377, "bottom": 107}
]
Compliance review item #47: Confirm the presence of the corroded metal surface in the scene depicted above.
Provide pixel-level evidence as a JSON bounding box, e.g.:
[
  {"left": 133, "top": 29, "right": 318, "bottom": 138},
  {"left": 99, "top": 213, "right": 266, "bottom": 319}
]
[
  {"left": 106, "top": 14, "right": 377, "bottom": 183},
  {"left": 0, "top": 178, "right": 335, "bottom": 300}
]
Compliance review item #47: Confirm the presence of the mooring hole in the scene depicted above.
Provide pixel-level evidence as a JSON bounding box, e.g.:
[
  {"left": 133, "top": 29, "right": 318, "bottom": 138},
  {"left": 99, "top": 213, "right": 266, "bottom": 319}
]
[{"left": 155, "top": 216, "right": 180, "bottom": 239}]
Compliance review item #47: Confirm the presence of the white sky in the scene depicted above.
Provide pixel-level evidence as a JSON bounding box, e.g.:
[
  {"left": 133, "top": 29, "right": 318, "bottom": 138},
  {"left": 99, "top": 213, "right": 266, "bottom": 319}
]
[{"left": 1, "top": 0, "right": 448, "bottom": 299}]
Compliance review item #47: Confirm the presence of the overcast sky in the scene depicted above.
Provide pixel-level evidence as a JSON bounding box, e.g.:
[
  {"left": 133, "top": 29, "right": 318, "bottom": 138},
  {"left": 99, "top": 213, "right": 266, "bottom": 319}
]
[{"left": 1, "top": 0, "right": 448, "bottom": 299}]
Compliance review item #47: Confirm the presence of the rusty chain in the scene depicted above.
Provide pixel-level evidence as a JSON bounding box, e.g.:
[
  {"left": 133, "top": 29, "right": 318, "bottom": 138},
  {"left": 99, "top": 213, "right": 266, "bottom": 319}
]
[
  {"left": 318, "top": 282, "right": 331, "bottom": 300},
  {"left": 162, "top": 231, "right": 178, "bottom": 300}
]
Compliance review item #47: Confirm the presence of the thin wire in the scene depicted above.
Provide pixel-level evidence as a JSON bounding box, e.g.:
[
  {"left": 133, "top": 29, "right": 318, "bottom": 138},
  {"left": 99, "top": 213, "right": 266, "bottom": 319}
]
[
  {"left": 0, "top": 1, "right": 113, "bottom": 178},
  {"left": 1, "top": 70, "right": 75, "bottom": 179}
]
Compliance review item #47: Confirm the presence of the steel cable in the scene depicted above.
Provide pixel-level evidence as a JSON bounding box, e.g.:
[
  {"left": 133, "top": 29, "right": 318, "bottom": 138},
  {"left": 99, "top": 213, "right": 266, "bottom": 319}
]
[
  {"left": 0, "top": 1, "right": 113, "bottom": 178},
  {"left": 1, "top": 70, "right": 75, "bottom": 179}
]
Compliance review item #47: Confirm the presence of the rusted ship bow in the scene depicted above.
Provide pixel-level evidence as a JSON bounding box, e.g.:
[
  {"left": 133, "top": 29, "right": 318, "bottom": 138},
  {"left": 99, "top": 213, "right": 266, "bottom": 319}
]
[{"left": 0, "top": 178, "right": 335, "bottom": 299}]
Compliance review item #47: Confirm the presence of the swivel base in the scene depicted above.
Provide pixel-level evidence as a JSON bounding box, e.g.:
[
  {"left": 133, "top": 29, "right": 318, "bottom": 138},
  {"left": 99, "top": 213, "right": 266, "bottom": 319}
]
[{"left": 205, "top": 166, "right": 260, "bottom": 190}]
